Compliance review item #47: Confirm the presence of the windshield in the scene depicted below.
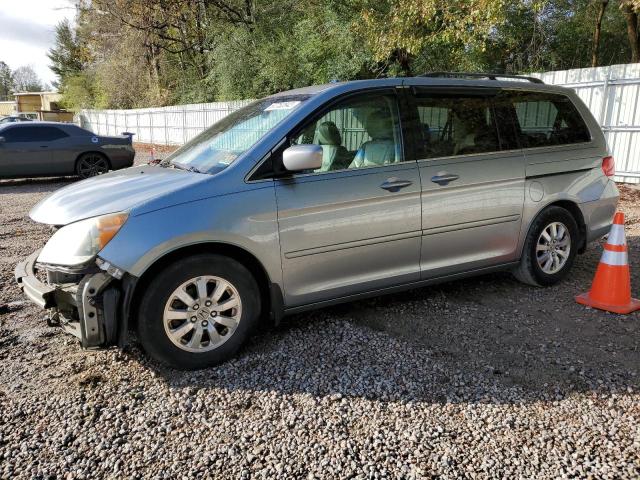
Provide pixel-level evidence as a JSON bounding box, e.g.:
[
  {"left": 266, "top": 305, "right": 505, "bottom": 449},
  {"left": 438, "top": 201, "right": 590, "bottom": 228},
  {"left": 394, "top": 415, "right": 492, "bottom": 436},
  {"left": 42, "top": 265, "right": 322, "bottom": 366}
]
[{"left": 163, "top": 94, "right": 310, "bottom": 174}]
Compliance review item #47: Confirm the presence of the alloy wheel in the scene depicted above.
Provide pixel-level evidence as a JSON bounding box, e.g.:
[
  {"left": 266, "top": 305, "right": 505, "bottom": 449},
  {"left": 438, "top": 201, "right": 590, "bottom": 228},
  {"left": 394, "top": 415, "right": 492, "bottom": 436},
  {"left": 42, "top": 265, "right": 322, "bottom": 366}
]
[
  {"left": 77, "top": 155, "right": 109, "bottom": 178},
  {"left": 163, "top": 276, "right": 242, "bottom": 353},
  {"left": 536, "top": 221, "right": 571, "bottom": 274}
]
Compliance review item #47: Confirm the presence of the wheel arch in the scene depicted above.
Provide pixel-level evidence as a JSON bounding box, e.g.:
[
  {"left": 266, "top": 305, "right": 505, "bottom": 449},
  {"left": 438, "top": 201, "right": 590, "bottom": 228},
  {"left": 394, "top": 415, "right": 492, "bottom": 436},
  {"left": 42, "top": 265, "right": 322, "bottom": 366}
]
[
  {"left": 521, "top": 199, "right": 587, "bottom": 258},
  {"left": 125, "top": 242, "right": 280, "bottom": 333},
  {"left": 544, "top": 200, "right": 587, "bottom": 253}
]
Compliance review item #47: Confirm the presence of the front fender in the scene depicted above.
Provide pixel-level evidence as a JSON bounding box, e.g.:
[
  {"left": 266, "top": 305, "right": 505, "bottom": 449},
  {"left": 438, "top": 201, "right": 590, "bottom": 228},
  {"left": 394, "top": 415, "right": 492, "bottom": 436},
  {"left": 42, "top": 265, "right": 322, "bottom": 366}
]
[{"left": 98, "top": 184, "right": 282, "bottom": 287}]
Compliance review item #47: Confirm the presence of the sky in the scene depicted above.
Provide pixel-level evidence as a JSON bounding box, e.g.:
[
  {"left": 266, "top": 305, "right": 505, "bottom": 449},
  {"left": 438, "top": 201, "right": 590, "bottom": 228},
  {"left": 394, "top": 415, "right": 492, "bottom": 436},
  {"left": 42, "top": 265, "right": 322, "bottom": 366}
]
[{"left": 0, "top": 0, "right": 76, "bottom": 89}]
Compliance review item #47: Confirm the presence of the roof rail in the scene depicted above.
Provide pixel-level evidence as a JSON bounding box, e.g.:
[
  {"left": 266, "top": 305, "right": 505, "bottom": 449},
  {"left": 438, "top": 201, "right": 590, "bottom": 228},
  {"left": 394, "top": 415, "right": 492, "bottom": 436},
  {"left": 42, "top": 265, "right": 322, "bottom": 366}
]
[{"left": 419, "top": 72, "right": 544, "bottom": 84}]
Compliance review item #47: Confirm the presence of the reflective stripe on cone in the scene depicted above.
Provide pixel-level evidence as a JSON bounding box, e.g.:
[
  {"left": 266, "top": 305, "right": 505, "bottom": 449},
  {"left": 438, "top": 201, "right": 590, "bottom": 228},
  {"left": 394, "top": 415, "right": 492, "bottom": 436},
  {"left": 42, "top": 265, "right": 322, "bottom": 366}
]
[
  {"left": 600, "top": 249, "right": 628, "bottom": 266},
  {"left": 607, "top": 224, "right": 626, "bottom": 247}
]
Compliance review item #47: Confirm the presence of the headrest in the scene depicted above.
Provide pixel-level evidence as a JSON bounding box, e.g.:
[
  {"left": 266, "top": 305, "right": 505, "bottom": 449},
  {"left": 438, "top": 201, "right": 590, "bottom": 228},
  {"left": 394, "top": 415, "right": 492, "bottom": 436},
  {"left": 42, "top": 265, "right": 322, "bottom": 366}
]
[
  {"left": 317, "top": 121, "right": 342, "bottom": 146},
  {"left": 365, "top": 111, "right": 393, "bottom": 140}
]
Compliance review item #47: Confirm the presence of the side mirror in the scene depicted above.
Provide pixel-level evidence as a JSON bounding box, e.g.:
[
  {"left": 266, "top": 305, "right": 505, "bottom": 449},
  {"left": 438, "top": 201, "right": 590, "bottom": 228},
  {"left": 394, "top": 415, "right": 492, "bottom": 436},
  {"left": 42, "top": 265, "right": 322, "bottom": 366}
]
[
  {"left": 0, "top": 136, "right": 5, "bottom": 144},
  {"left": 282, "top": 144, "right": 322, "bottom": 172}
]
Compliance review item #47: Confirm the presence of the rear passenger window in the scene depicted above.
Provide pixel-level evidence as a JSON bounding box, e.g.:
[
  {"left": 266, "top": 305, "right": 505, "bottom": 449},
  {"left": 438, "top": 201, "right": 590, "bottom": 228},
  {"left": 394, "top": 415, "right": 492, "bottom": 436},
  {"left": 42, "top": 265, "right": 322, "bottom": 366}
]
[
  {"left": 413, "top": 94, "right": 502, "bottom": 159},
  {"left": 35, "top": 127, "right": 69, "bottom": 141},
  {"left": 509, "top": 92, "right": 591, "bottom": 147}
]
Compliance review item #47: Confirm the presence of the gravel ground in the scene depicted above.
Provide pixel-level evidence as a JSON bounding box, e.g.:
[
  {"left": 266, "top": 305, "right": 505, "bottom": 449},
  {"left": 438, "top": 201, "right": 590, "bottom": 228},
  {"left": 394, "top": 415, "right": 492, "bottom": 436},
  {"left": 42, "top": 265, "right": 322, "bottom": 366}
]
[{"left": 1, "top": 152, "right": 639, "bottom": 479}]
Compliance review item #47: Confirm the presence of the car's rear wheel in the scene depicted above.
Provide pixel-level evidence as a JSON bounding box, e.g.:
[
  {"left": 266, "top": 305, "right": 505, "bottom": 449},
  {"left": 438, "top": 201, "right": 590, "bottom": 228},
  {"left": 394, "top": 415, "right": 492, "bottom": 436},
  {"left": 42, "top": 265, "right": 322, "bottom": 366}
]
[
  {"left": 513, "top": 206, "right": 579, "bottom": 287},
  {"left": 137, "top": 254, "right": 260, "bottom": 370},
  {"left": 76, "top": 153, "right": 109, "bottom": 179}
]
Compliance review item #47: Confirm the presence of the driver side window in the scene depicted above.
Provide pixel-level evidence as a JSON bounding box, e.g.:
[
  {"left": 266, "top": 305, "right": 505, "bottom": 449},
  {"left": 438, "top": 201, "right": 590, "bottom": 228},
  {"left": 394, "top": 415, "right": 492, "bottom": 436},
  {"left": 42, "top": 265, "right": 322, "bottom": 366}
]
[{"left": 292, "top": 92, "right": 403, "bottom": 173}]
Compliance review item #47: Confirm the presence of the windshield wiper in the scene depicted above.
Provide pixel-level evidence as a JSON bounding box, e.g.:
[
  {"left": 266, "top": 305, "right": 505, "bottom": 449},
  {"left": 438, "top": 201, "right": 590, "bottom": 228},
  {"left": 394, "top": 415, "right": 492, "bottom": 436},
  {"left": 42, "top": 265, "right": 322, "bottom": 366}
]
[{"left": 171, "top": 162, "right": 203, "bottom": 174}]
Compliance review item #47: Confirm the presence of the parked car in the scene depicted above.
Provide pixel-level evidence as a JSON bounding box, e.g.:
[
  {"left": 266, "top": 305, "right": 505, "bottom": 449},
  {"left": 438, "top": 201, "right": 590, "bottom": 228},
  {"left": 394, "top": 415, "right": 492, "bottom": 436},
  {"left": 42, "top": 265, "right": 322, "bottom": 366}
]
[
  {"left": 0, "top": 122, "right": 135, "bottom": 179},
  {"left": 15, "top": 73, "right": 619, "bottom": 369},
  {"left": 0, "top": 116, "right": 33, "bottom": 124}
]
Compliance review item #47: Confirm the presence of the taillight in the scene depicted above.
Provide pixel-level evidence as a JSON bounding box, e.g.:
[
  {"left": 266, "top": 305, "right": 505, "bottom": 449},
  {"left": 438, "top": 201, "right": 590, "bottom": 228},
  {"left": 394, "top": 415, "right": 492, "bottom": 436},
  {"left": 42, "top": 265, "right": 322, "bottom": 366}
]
[{"left": 602, "top": 156, "right": 615, "bottom": 177}]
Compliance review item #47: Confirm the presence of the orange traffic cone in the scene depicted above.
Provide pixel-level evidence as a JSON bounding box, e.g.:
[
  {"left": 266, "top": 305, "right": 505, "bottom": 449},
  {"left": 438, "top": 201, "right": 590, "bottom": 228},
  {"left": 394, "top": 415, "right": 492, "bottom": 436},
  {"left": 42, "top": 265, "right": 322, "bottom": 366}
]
[{"left": 575, "top": 212, "right": 640, "bottom": 314}]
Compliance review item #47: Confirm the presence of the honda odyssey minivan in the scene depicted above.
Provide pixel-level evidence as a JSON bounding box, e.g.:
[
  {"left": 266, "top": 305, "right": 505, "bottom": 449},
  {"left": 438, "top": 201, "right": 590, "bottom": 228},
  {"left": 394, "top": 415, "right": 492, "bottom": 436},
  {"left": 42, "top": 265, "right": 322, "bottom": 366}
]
[{"left": 16, "top": 73, "right": 619, "bottom": 369}]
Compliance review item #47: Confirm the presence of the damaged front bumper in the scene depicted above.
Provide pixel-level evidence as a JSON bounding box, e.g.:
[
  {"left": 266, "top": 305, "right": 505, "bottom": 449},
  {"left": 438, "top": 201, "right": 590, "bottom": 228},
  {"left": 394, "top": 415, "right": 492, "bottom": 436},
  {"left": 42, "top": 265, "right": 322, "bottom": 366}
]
[{"left": 14, "top": 250, "right": 129, "bottom": 348}]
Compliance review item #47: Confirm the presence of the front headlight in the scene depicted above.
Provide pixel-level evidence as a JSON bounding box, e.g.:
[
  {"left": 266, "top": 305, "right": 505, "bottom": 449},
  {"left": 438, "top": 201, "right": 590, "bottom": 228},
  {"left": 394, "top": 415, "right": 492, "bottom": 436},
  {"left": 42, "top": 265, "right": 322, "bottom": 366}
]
[{"left": 38, "top": 212, "right": 128, "bottom": 266}]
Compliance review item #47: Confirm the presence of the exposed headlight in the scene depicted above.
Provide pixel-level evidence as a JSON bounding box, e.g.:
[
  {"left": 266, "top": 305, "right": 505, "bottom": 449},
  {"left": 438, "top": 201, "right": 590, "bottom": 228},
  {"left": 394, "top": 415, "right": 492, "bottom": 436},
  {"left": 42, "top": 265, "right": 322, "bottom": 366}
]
[{"left": 38, "top": 212, "right": 128, "bottom": 266}]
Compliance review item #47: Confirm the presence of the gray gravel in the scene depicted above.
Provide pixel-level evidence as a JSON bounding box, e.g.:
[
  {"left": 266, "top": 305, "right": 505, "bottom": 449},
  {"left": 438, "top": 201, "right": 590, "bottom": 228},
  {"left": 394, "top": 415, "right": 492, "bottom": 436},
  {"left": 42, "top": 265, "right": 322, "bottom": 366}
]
[{"left": 1, "top": 153, "right": 639, "bottom": 478}]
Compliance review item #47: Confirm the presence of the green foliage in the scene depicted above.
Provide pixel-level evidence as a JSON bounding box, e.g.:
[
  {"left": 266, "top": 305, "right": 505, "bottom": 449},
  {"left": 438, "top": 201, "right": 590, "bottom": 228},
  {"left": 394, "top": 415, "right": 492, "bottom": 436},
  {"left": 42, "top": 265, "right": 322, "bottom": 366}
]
[
  {"left": 60, "top": 73, "right": 100, "bottom": 110},
  {"left": 208, "top": 2, "right": 372, "bottom": 100},
  {"left": 357, "top": 0, "right": 509, "bottom": 74},
  {"left": 0, "top": 61, "right": 14, "bottom": 101},
  {"left": 47, "top": 19, "right": 87, "bottom": 85},
  {"left": 485, "top": 0, "right": 629, "bottom": 72},
  {"left": 47, "top": 0, "right": 639, "bottom": 110}
]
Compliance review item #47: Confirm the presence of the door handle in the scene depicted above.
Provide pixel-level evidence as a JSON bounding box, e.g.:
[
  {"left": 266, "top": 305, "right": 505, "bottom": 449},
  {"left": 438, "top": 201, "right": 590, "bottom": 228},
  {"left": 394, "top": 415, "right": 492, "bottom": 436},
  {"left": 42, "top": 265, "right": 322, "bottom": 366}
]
[
  {"left": 380, "top": 178, "right": 413, "bottom": 192},
  {"left": 40, "top": 145, "right": 48, "bottom": 148},
  {"left": 431, "top": 173, "right": 459, "bottom": 186}
]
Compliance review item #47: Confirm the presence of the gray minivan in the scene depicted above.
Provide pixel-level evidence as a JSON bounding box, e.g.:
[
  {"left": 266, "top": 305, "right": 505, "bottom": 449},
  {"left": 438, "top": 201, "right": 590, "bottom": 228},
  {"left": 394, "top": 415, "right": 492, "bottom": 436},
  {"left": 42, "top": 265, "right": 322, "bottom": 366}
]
[{"left": 15, "top": 73, "right": 619, "bottom": 369}]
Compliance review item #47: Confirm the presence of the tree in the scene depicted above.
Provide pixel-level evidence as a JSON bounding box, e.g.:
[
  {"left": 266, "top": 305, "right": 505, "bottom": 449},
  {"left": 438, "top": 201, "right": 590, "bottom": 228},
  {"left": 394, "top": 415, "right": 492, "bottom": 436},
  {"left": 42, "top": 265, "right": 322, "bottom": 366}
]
[
  {"left": 208, "top": 1, "right": 372, "bottom": 99},
  {"left": 48, "top": 19, "right": 87, "bottom": 85},
  {"left": 621, "top": 0, "right": 640, "bottom": 62},
  {"left": 56, "top": 0, "right": 640, "bottom": 109},
  {"left": 90, "top": 0, "right": 220, "bottom": 101},
  {"left": 592, "top": 1, "right": 610, "bottom": 67},
  {"left": 13, "top": 66, "right": 43, "bottom": 92},
  {"left": 61, "top": 73, "right": 100, "bottom": 110},
  {"left": 356, "top": 0, "right": 508, "bottom": 76},
  {"left": 0, "top": 61, "right": 14, "bottom": 100}
]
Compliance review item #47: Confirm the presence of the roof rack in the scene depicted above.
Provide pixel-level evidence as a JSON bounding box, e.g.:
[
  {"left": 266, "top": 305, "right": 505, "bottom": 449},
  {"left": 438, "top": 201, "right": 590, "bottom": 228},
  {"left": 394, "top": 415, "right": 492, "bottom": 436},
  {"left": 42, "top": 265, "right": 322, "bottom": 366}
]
[{"left": 420, "top": 72, "right": 544, "bottom": 84}]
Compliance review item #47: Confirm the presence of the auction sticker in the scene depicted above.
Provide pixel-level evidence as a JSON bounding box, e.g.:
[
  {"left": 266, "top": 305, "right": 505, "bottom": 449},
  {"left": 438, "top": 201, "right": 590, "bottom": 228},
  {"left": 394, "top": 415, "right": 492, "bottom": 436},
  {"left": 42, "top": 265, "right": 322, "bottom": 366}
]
[{"left": 265, "top": 101, "right": 300, "bottom": 111}]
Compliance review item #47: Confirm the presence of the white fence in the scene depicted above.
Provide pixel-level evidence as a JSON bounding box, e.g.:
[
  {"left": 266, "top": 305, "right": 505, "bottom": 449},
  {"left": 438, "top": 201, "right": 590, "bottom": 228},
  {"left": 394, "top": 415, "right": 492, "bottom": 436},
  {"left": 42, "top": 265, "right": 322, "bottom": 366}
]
[
  {"left": 79, "top": 100, "right": 253, "bottom": 146},
  {"left": 80, "top": 63, "right": 640, "bottom": 183}
]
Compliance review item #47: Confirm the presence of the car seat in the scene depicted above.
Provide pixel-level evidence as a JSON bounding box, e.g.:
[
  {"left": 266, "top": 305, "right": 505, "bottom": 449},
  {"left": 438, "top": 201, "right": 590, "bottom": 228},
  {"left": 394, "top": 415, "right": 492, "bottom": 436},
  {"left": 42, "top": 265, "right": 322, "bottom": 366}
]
[
  {"left": 349, "top": 111, "right": 397, "bottom": 168},
  {"left": 316, "top": 121, "right": 352, "bottom": 171}
]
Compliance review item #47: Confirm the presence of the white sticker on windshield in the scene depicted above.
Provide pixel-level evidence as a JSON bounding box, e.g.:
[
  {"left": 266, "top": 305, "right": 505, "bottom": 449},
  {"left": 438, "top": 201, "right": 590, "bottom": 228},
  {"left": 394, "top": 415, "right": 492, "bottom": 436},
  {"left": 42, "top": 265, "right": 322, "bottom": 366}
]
[
  {"left": 264, "top": 101, "right": 300, "bottom": 111},
  {"left": 217, "top": 152, "right": 237, "bottom": 165}
]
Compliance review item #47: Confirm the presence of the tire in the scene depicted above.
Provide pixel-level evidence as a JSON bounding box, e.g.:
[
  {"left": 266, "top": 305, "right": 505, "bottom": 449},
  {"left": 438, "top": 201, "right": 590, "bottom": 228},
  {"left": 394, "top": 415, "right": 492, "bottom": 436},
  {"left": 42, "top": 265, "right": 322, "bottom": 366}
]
[
  {"left": 137, "top": 254, "right": 261, "bottom": 370},
  {"left": 76, "top": 153, "right": 110, "bottom": 179},
  {"left": 513, "top": 206, "right": 579, "bottom": 287}
]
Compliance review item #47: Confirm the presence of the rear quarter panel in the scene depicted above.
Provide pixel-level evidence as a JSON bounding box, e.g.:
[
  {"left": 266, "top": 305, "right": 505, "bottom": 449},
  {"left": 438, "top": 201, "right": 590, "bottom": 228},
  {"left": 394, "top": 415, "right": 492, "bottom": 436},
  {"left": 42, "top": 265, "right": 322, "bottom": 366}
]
[
  {"left": 53, "top": 134, "right": 133, "bottom": 174},
  {"left": 98, "top": 136, "right": 135, "bottom": 169},
  {"left": 54, "top": 136, "right": 87, "bottom": 174},
  {"left": 518, "top": 165, "right": 615, "bottom": 256},
  {"left": 516, "top": 87, "right": 616, "bottom": 255}
]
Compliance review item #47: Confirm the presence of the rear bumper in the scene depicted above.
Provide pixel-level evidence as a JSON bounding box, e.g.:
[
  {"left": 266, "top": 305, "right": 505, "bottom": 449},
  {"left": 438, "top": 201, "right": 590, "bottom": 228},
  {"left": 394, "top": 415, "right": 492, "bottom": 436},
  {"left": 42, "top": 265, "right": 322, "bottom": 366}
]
[
  {"left": 109, "top": 145, "right": 135, "bottom": 170},
  {"left": 14, "top": 250, "right": 124, "bottom": 348},
  {"left": 580, "top": 179, "right": 619, "bottom": 243},
  {"left": 112, "top": 153, "right": 135, "bottom": 170}
]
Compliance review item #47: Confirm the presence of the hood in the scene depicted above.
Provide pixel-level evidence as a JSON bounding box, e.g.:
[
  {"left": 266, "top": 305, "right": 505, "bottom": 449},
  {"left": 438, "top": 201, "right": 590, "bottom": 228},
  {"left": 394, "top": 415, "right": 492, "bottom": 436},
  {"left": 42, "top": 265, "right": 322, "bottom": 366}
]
[{"left": 30, "top": 166, "right": 209, "bottom": 225}]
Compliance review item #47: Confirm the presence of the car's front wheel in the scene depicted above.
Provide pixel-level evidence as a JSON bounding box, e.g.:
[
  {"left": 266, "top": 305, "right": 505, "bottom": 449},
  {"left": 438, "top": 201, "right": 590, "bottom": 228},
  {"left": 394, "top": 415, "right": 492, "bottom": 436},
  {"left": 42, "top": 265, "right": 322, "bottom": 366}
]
[
  {"left": 513, "top": 206, "right": 579, "bottom": 287},
  {"left": 137, "top": 254, "right": 261, "bottom": 370}
]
